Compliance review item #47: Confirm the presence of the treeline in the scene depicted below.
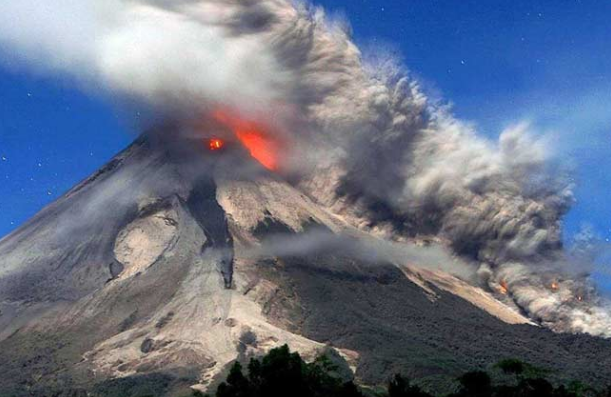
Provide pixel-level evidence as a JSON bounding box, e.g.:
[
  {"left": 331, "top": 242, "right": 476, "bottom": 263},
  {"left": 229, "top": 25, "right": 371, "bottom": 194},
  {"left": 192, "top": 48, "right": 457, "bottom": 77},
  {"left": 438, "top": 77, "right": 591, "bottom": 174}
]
[{"left": 190, "top": 345, "right": 611, "bottom": 397}]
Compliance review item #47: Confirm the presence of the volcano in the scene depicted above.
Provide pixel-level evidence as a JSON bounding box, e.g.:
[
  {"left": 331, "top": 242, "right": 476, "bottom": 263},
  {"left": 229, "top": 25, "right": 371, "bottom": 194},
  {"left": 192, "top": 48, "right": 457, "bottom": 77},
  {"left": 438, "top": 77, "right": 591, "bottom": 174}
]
[{"left": 1, "top": 132, "right": 611, "bottom": 397}]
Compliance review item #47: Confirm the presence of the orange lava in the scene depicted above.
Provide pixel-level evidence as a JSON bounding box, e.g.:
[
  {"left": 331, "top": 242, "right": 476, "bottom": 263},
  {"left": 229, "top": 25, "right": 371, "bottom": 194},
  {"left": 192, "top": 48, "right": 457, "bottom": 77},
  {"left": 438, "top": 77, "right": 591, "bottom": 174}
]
[
  {"left": 212, "top": 109, "right": 279, "bottom": 171},
  {"left": 499, "top": 280, "right": 509, "bottom": 295},
  {"left": 208, "top": 138, "right": 225, "bottom": 151},
  {"left": 551, "top": 281, "right": 559, "bottom": 292}
]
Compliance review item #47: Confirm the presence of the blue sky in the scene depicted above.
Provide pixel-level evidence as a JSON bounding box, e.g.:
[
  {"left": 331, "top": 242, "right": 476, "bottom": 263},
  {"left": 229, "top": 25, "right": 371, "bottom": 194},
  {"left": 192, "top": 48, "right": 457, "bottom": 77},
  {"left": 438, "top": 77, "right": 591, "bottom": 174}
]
[{"left": 1, "top": 0, "right": 610, "bottom": 249}]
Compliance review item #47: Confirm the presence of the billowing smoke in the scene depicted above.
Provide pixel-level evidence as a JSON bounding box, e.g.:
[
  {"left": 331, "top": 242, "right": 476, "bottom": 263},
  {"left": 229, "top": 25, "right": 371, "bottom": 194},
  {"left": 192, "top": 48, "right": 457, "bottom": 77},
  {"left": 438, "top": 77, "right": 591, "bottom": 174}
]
[
  {"left": 243, "top": 228, "right": 473, "bottom": 281},
  {"left": 0, "top": 0, "right": 290, "bottom": 117},
  {"left": 1, "top": 0, "right": 609, "bottom": 336}
]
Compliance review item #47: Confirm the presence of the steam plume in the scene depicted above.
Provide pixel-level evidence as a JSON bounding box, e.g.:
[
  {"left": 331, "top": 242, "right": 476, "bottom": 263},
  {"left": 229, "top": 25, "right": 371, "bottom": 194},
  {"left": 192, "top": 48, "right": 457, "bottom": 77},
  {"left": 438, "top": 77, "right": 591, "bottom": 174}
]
[{"left": 0, "top": 0, "right": 609, "bottom": 336}]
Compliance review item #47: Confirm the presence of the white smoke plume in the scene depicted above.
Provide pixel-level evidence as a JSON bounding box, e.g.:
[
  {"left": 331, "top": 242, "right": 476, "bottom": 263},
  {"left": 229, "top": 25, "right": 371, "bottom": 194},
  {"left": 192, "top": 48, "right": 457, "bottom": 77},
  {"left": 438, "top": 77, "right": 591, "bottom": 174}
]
[
  {"left": 0, "top": 0, "right": 290, "bottom": 116},
  {"left": 0, "top": 0, "right": 609, "bottom": 336},
  {"left": 243, "top": 228, "right": 474, "bottom": 281}
]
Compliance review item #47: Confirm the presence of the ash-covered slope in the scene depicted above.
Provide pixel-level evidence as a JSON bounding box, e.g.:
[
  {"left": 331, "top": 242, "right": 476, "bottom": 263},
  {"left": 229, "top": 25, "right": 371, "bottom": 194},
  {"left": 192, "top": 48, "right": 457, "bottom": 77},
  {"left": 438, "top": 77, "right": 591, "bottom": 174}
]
[{"left": 1, "top": 134, "right": 611, "bottom": 397}]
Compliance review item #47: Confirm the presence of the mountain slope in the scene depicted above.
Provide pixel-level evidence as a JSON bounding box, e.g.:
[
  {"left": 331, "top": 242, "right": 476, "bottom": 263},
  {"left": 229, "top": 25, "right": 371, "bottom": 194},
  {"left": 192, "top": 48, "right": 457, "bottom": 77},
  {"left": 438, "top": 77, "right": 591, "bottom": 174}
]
[{"left": 1, "top": 134, "right": 611, "bottom": 396}]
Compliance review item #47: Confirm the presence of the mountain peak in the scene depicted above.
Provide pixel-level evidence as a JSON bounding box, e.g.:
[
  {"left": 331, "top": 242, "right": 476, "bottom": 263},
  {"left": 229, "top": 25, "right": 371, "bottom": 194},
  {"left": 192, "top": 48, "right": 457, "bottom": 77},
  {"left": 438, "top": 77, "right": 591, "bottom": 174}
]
[{"left": 2, "top": 135, "right": 611, "bottom": 396}]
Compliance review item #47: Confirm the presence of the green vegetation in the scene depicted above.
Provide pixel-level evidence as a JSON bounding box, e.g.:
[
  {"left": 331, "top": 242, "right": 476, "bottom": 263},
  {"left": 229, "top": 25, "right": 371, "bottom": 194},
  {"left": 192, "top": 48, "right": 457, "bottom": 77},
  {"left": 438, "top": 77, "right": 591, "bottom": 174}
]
[
  {"left": 214, "top": 344, "right": 363, "bottom": 397},
  {"left": 194, "top": 345, "right": 611, "bottom": 397}
]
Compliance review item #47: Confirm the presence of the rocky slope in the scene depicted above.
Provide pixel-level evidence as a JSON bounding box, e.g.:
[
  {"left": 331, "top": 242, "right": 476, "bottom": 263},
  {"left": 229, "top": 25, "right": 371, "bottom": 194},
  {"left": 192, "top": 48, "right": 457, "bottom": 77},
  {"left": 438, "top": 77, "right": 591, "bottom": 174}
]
[{"left": 1, "top": 133, "right": 611, "bottom": 396}]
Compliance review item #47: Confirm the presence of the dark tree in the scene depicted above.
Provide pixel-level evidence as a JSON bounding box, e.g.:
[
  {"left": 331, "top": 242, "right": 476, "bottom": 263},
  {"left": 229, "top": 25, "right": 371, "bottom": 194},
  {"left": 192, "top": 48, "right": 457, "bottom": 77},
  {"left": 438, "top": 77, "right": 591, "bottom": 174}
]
[
  {"left": 553, "top": 385, "right": 579, "bottom": 397},
  {"left": 336, "top": 381, "right": 365, "bottom": 397},
  {"left": 496, "top": 359, "right": 525, "bottom": 379},
  {"left": 454, "top": 371, "right": 493, "bottom": 397},
  {"left": 217, "top": 362, "right": 252, "bottom": 397},
  {"left": 518, "top": 377, "right": 554, "bottom": 397},
  {"left": 388, "top": 374, "right": 432, "bottom": 397},
  {"left": 215, "top": 345, "right": 363, "bottom": 397},
  {"left": 256, "top": 344, "right": 308, "bottom": 397}
]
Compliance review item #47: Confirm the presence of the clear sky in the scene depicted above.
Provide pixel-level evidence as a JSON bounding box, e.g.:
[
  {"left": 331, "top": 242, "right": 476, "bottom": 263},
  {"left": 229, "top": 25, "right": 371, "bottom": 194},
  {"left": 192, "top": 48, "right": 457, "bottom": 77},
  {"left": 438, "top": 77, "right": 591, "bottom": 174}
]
[{"left": 1, "top": 0, "right": 610, "bottom": 249}]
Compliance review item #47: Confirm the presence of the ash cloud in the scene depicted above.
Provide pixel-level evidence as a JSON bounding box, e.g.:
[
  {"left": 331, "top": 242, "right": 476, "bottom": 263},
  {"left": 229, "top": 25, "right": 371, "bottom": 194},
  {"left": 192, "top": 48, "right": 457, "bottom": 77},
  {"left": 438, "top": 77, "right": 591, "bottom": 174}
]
[
  {"left": 0, "top": 0, "right": 289, "bottom": 117},
  {"left": 244, "top": 229, "right": 474, "bottom": 281},
  {"left": 0, "top": 0, "right": 609, "bottom": 336}
]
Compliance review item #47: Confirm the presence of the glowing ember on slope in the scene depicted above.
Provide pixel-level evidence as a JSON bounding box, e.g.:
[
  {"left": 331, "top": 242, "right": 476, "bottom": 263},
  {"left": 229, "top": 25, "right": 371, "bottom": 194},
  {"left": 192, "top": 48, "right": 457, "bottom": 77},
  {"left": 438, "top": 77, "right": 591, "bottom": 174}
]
[
  {"left": 212, "top": 109, "right": 280, "bottom": 171},
  {"left": 208, "top": 138, "right": 225, "bottom": 151},
  {"left": 499, "top": 280, "right": 509, "bottom": 295},
  {"left": 551, "top": 281, "right": 559, "bottom": 292}
]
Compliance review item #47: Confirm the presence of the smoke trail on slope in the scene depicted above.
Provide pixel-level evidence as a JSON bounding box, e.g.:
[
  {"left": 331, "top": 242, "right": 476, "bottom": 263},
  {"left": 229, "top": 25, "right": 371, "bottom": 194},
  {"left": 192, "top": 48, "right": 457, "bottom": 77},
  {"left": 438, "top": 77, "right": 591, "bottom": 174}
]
[
  {"left": 0, "top": 0, "right": 609, "bottom": 336},
  {"left": 241, "top": 228, "right": 473, "bottom": 281}
]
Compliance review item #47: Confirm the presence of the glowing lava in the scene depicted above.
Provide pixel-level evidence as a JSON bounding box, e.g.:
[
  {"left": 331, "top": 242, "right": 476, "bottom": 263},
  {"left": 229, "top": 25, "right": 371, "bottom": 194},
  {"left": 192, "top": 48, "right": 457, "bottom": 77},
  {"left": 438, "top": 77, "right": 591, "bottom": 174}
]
[
  {"left": 213, "top": 109, "right": 280, "bottom": 171},
  {"left": 499, "top": 280, "right": 509, "bottom": 295},
  {"left": 551, "top": 281, "right": 559, "bottom": 292},
  {"left": 208, "top": 138, "right": 225, "bottom": 151}
]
